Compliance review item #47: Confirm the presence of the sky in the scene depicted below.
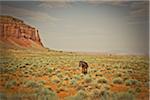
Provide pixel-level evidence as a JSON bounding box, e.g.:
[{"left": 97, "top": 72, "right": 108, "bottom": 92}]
[{"left": 0, "top": 1, "right": 149, "bottom": 55}]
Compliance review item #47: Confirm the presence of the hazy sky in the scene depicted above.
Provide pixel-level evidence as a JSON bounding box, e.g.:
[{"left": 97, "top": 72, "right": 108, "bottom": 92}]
[{"left": 1, "top": 1, "right": 149, "bottom": 54}]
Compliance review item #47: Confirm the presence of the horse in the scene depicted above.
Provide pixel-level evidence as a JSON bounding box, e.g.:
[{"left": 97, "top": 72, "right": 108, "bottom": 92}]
[{"left": 79, "top": 61, "right": 89, "bottom": 74}]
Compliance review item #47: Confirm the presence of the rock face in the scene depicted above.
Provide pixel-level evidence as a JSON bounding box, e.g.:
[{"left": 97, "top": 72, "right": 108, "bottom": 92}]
[{"left": 0, "top": 15, "right": 44, "bottom": 48}]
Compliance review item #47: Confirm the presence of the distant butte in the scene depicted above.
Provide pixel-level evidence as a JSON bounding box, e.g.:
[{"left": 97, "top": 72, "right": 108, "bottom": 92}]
[{"left": 0, "top": 15, "right": 44, "bottom": 49}]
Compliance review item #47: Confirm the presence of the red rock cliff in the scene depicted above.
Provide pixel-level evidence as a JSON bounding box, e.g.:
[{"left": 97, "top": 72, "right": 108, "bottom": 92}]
[{"left": 0, "top": 15, "right": 44, "bottom": 48}]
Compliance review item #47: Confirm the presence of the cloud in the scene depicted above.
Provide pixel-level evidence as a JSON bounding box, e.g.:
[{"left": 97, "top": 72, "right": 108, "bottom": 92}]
[
  {"left": 38, "top": 1, "right": 72, "bottom": 8},
  {"left": 127, "top": 1, "right": 149, "bottom": 24},
  {"left": 86, "top": 0, "right": 148, "bottom": 23},
  {"left": 86, "top": 0, "right": 129, "bottom": 6},
  {"left": 111, "top": 1, "right": 149, "bottom": 25},
  {"left": 129, "top": 1, "right": 149, "bottom": 17},
  {"left": 130, "top": 8, "right": 148, "bottom": 18},
  {"left": 1, "top": 5, "right": 61, "bottom": 22}
]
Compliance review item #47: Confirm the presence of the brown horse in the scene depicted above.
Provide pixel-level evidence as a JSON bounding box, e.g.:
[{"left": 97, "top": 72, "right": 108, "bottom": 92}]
[{"left": 79, "top": 61, "right": 89, "bottom": 74}]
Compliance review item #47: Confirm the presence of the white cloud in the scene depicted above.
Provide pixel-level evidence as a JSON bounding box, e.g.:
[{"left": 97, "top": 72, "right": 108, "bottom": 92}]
[
  {"left": 129, "top": 1, "right": 148, "bottom": 17},
  {"left": 123, "top": 1, "right": 149, "bottom": 24},
  {"left": 38, "top": 1, "right": 72, "bottom": 8},
  {"left": 86, "top": 0, "right": 129, "bottom": 6},
  {"left": 1, "top": 5, "right": 61, "bottom": 22}
]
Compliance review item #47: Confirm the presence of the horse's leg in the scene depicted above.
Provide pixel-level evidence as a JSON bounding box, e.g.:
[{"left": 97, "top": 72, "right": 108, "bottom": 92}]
[
  {"left": 84, "top": 68, "right": 87, "bottom": 74},
  {"left": 82, "top": 67, "right": 84, "bottom": 74},
  {"left": 85, "top": 68, "right": 87, "bottom": 74}
]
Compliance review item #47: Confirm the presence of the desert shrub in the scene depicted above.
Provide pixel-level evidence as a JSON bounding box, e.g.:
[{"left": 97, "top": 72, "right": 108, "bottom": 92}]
[
  {"left": 56, "top": 86, "right": 67, "bottom": 93},
  {"left": 25, "top": 80, "right": 40, "bottom": 88},
  {"left": 90, "top": 89, "right": 101, "bottom": 99},
  {"left": 57, "top": 73, "right": 63, "bottom": 78},
  {"left": 8, "top": 93, "right": 32, "bottom": 100},
  {"left": 5, "top": 80, "right": 16, "bottom": 89},
  {"left": 76, "top": 85, "right": 85, "bottom": 91},
  {"left": 38, "top": 80, "right": 46, "bottom": 86},
  {"left": 75, "top": 90, "right": 88, "bottom": 100},
  {"left": 0, "top": 67, "right": 17, "bottom": 73},
  {"left": 91, "top": 69, "right": 97, "bottom": 73},
  {"left": 64, "top": 71, "right": 69, "bottom": 75},
  {"left": 114, "top": 72, "right": 122, "bottom": 77},
  {"left": 65, "top": 90, "right": 88, "bottom": 100},
  {"left": 144, "top": 81, "right": 149, "bottom": 87},
  {"left": 90, "top": 89, "right": 109, "bottom": 100},
  {"left": 52, "top": 78, "right": 60, "bottom": 84},
  {"left": 106, "top": 67, "right": 111, "bottom": 70},
  {"left": 38, "top": 88, "right": 53, "bottom": 95},
  {"left": 70, "top": 79, "right": 77, "bottom": 86},
  {"left": 94, "top": 83, "right": 101, "bottom": 89},
  {"left": 84, "top": 75, "right": 92, "bottom": 83},
  {"left": 55, "top": 69, "right": 61, "bottom": 74},
  {"left": 125, "top": 79, "right": 132, "bottom": 86},
  {"left": 74, "top": 75, "right": 81, "bottom": 80},
  {"left": 114, "top": 65, "right": 119, "bottom": 69},
  {"left": 127, "top": 69, "right": 133, "bottom": 73},
  {"left": 128, "top": 89, "right": 135, "bottom": 94},
  {"left": 97, "top": 77, "right": 108, "bottom": 84},
  {"left": 123, "top": 75, "right": 130, "bottom": 81},
  {"left": 0, "top": 93, "right": 7, "bottom": 100},
  {"left": 125, "top": 79, "right": 140, "bottom": 86},
  {"left": 47, "top": 68, "right": 53, "bottom": 73},
  {"left": 135, "top": 87, "right": 141, "bottom": 93},
  {"left": 37, "top": 87, "right": 58, "bottom": 100},
  {"left": 100, "top": 89, "right": 110, "bottom": 100},
  {"left": 130, "top": 79, "right": 140, "bottom": 85},
  {"left": 95, "top": 73, "right": 103, "bottom": 77},
  {"left": 112, "top": 92, "right": 135, "bottom": 100},
  {"left": 112, "top": 77, "right": 123, "bottom": 84},
  {"left": 64, "top": 77, "right": 69, "bottom": 80},
  {"left": 102, "top": 84, "right": 110, "bottom": 90}
]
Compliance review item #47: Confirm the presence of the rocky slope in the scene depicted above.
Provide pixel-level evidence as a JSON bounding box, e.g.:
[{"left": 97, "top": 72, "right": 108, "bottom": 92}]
[{"left": 0, "top": 15, "right": 44, "bottom": 49}]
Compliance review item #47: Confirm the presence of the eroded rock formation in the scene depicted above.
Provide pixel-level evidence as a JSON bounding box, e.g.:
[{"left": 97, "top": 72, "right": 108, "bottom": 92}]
[{"left": 0, "top": 15, "right": 44, "bottom": 48}]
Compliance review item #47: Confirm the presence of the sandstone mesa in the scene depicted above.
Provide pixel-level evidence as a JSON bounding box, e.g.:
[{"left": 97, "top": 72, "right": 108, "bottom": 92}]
[{"left": 0, "top": 15, "right": 44, "bottom": 49}]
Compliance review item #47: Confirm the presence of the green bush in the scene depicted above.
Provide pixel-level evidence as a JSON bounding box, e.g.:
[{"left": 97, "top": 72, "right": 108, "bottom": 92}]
[
  {"left": 56, "top": 86, "right": 67, "bottom": 93},
  {"left": 112, "top": 77, "right": 123, "bottom": 84},
  {"left": 125, "top": 79, "right": 140, "bottom": 86},
  {"left": 75, "top": 90, "right": 88, "bottom": 100},
  {"left": 0, "top": 93, "right": 7, "bottom": 100},
  {"left": 130, "top": 79, "right": 140, "bottom": 85},
  {"left": 112, "top": 92, "right": 135, "bottom": 100},
  {"left": 84, "top": 75, "right": 92, "bottom": 83},
  {"left": 125, "top": 79, "right": 132, "bottom": 86},
  {"left": 64, "top": 77, "right": 69, "bottom": 80},
  {"left": 128, "top": 89, "right": 135, "bottom": 94},
  {"left": 97, "top": 77, "right": 108, "bottom": 84},
  {"left": 47, "top": 68, "right": 53, "bottom": 73},
  {"left": 114, "top": 73, "right": 122, "bottom": 77},
  {"left": 52, "top": 78, "right": 60, "bottom": 84},
  {"left": 37, "top": 87, "right": 58, "bottom": 100},
  {"left": 90, "top": 89, "right": 109, "bottom": 100},
  {"left": 100, "top": 89, "right": 110, "bottom": 100},
  {"left": 57, "top": 73, "right": 63, "bottom": 78},
  {"left": 74, "top": 75, "right": 81, "bottom": 80},
  {"left": 90, "top": 89, "right": 101, "bottom": 99},
  {"left": 95, "top": 73, "right": 103, "bottom": 77},
  {"left": 5, "top": 80, "right": 16, "bottom": 89},
  {"left": 70, "top": 79, "right": 77, "bottom": 86},
  {"left": 135, "top": 87, "right": 141, "bottom": 93},
  {"left": 25, "top": 80, "right": 40, "bottom": 88},
  {"left": 106, "top": 67, "right": 111, "bottom": 70},
  {"left": 38, "top": 80, "right": 46, "bottom": 86},
  {"left": 65, "top": 90, "right": 88, "bottom": 100}
]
